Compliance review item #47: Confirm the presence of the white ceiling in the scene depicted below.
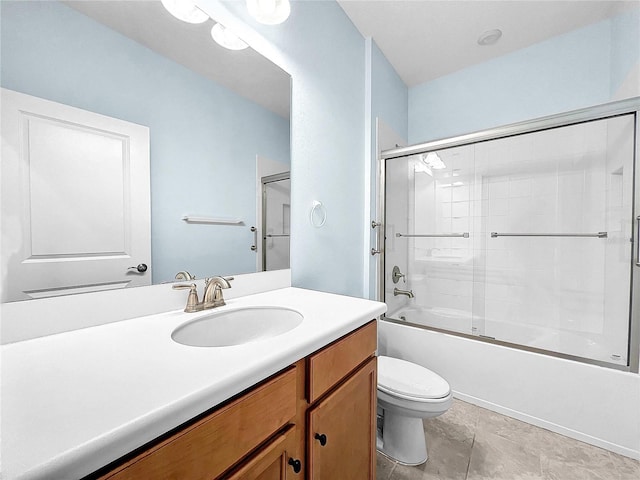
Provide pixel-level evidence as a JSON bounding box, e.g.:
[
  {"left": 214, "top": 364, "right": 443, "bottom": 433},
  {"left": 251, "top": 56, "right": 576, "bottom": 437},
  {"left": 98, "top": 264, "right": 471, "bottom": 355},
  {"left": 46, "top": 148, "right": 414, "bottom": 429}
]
[
  {"left": 338, "top": 0, "right": 637, "bottom": 87},
  {"left": 64, "top": 1, "right": 291, "bottom": 118}
]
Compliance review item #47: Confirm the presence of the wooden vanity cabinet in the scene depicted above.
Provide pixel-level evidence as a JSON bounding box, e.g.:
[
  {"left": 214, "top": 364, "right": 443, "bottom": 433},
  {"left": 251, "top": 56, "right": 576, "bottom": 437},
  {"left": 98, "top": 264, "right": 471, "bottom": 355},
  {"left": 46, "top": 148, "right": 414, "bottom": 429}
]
[
  {"left": 307, "top": 358, "right": 377, "bottom": 480},
  {"left": 93, "top": 321, "right": 377, "bottom": 480},
  {"left": 96, "top": 367, "right": 298, "bottom": 480},
  {"left": 305, "top": 321, "right": 377, "bottom": 480}
]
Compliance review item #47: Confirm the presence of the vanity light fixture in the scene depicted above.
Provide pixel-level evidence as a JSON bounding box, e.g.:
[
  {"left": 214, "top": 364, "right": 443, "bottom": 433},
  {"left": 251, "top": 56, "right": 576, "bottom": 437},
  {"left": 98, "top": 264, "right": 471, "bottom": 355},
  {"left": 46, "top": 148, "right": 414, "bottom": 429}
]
[
  {"left": 478, "top": 29, "right": 502, "bottom": 46},
  {"left": 160, "top": 0, "right": 209, "bottom": 24},
  {"left": 422, "top": 152, "right": 446, "bottom": 170},
  {"left": 211, "top": 23, "right": 249, "bottom": 51},
  {"left": 246, "top": 0, "right": 291, "bottom": 25}
]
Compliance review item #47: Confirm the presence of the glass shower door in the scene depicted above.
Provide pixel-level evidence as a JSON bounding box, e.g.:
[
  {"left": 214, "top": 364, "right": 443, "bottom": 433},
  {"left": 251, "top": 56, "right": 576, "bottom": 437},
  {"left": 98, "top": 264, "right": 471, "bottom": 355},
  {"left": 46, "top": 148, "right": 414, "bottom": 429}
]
[
  {"left": 384, "top": 144, "right": 478, "bottom": 336},
  {"left": 382, "top": 111, "right": 636, "bottom": 367},
  {"left": 473, "top": 115, "right": 634, "bottom": 365},
  {"left": 262, "top": 173, "right": 290, "bottom": 271}
]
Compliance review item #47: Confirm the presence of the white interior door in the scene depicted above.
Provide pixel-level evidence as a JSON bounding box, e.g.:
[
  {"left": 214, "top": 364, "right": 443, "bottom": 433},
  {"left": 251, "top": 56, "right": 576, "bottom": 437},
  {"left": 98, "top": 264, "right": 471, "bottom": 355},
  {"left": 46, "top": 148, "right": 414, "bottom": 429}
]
[{"left": 1, "top": 88, "right": 151, "bottom": 302}]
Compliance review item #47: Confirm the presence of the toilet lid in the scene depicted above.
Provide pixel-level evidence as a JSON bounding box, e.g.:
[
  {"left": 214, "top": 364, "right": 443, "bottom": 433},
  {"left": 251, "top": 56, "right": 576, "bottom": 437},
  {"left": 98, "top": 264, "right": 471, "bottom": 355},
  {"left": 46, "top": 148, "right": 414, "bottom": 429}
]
[{"left": 378, "top": 356, "right": 450, "bottom": 400}]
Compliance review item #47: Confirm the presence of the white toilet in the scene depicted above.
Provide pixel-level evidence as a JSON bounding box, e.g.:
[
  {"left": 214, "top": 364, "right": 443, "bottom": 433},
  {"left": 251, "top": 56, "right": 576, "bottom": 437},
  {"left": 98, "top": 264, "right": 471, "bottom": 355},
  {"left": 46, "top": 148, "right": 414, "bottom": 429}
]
[{"left": 377, "top": 355, "right": 452, "bottom": 465}]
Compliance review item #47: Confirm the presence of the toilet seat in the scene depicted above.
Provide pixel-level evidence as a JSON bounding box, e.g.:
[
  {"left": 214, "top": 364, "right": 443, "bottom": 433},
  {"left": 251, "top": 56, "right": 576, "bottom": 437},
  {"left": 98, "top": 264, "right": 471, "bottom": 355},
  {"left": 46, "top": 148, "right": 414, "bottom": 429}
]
[{"left": 378, "top": 356, "right": 450, "bottom": 401}]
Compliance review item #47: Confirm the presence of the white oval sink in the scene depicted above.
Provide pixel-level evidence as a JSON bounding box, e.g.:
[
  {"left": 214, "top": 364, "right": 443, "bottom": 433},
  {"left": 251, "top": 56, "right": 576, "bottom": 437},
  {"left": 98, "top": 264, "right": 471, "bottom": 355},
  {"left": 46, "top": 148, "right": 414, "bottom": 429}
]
[{"left": 171, "top": 307, "right": 304, "bottom": 347}]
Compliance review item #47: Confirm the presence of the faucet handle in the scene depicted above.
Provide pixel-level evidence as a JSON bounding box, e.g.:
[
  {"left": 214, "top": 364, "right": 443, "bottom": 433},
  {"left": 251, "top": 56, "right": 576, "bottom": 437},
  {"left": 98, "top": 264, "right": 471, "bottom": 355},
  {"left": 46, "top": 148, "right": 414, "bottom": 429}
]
[
  {"left": 205, "top": 276, "right": 234, "bottom": 289},
  {"left": 175, "top": 271, "right": 195, "bottom": 281},
  {"left": 172, "top": 283, "right": 201, "bottom": 313}
]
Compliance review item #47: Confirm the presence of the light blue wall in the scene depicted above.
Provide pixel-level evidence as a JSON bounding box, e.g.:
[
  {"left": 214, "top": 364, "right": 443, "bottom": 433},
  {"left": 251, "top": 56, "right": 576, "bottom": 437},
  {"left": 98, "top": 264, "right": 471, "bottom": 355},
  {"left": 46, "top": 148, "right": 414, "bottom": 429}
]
[
  {"left": 205, "top": 0, "right": 367, "bottom": 297},
  {"left": 610, "top": 8, "right": 640, "bottom": 95},
  {"left": 1, "top": 1, "right": 290, "bottom": 283},
  {"left": 369, "top": 40, "right": 408, "bottom": 297},
  {"left": 372, "top": 41, "right": 408, "bottom": 141},
  {"left": 408, "top": 11, "right": 639, "bottom": 144}
]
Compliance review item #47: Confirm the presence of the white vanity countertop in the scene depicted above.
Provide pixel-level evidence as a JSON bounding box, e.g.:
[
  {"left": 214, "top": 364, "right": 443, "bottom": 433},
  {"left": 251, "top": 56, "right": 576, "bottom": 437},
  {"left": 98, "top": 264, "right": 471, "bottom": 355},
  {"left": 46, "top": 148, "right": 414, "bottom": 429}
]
[{"left": 1, "top": 287, "right": 386, "bottom": 480}]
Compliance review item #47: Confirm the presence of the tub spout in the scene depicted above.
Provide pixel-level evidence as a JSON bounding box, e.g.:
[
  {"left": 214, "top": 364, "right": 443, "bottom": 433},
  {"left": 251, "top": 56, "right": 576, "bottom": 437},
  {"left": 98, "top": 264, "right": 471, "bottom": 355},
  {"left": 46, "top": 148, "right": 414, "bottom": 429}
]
[{"left": 393, "top": 287, "right": 414, "bottom": 298}]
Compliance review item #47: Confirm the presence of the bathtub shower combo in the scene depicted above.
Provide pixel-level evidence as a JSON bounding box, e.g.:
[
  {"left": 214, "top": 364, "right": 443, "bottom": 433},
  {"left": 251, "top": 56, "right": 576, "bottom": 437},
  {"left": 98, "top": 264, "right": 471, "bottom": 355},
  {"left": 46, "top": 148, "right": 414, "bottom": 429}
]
[{"left": 378, "top": 99, "right": 640, "bottom": 372}]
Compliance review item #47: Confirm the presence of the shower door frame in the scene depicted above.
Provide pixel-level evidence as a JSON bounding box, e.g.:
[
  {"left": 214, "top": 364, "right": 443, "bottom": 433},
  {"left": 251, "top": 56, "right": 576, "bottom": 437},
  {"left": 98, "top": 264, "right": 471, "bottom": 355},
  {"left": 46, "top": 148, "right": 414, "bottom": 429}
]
[{"left": 377, "top": 97, "right": 640, "bottom": 373}]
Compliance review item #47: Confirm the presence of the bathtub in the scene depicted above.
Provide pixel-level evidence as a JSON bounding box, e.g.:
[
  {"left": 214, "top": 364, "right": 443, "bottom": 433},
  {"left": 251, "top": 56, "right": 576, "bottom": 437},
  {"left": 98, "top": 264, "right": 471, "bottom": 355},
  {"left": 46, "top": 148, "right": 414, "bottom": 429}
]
[{"left": 385, "top": 305, "right": 627, "bottom": 366}]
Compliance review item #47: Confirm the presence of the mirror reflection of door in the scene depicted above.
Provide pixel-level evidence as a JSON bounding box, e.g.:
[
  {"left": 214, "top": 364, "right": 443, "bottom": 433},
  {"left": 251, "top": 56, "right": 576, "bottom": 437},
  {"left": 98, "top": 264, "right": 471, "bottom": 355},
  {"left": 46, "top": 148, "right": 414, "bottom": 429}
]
[
  {"left": 1, "top": 89, "right": 151, "bottom": 302},
  {"left": 262, "top": 173, "right": 290, "bottom": 271}
]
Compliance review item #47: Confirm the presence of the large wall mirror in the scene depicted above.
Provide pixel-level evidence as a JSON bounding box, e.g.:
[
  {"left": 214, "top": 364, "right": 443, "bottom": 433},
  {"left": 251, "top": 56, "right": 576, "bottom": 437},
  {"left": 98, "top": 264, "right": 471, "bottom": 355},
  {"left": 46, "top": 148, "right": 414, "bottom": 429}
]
[{"left": 0, "top": 0, "right": 291, "bottom": 302}]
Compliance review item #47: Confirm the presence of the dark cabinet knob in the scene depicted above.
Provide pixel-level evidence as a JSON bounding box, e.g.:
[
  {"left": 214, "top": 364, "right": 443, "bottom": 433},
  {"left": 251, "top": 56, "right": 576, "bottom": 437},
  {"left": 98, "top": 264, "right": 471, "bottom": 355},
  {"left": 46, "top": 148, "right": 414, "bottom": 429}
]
[
  {"left": 314, "top": 433, "right": 327, "bottom": 446},
  {"left": 288, "top": 457, "right": 302, "bottom": 473}
]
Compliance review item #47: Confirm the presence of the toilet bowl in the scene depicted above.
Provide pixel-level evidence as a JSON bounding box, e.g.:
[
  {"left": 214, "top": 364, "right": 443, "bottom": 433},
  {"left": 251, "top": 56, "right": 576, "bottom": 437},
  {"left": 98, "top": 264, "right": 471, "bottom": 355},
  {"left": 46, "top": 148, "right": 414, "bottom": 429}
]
[{"left": 377, "top": 355, "right": 452, "bottom": 465}]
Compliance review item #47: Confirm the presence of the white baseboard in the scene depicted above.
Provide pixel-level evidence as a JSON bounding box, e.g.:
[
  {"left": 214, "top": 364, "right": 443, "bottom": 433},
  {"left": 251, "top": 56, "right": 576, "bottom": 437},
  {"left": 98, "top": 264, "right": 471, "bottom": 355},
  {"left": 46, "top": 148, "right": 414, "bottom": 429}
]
[{"left": 453, "top": 391, "right": 640, "bottom": 461}]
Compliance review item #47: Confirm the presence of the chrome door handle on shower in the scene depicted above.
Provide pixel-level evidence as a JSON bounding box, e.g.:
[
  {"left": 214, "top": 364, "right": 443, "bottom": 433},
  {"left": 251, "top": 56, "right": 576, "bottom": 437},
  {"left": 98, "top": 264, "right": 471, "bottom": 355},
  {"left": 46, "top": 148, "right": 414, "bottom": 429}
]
[
  {"left": 250, "top": 226, "right": 257, "bottom": 252},
  {"left": 371, "top": 219, "right": 382, "bottom": 255}
]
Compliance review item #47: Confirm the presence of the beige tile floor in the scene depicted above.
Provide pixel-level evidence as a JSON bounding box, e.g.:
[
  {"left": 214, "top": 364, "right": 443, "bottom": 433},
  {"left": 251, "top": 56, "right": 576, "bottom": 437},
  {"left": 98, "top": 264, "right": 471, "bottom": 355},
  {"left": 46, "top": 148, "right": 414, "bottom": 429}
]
[{"left": 377, "top": 399, "right": 640, "bottom": 480}]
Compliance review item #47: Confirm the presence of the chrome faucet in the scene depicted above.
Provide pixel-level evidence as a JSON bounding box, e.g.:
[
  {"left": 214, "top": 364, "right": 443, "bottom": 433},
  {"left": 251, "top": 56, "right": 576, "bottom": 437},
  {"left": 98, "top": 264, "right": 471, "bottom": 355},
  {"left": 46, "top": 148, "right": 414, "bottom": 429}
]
[
  {"left": 393, "top": 287, "right": 414, "bottom": 298},
  {"left": 203, "top": 276, "right": 233, "bottom": 309},
  {"left": 173, "top": 276, "right": 234, "bottom": 313}
]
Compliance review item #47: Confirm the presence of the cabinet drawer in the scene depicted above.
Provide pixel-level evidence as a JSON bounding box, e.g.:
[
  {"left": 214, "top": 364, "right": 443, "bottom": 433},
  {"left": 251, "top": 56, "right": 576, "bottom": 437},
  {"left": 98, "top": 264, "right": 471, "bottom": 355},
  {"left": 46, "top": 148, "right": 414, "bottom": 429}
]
[
  {"left": 100, "top": 367, "right": 297, "bottom": 480},
  {"left": 307, "top": 321, "right": 376, "bottom": 403}
]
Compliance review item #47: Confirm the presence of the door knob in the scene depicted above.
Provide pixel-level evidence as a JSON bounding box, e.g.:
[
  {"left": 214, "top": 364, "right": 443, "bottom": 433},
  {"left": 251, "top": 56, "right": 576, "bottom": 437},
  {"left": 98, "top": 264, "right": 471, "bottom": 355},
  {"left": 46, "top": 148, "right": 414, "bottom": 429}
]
[
  {"left": 314, "top": 433, "right": 327, "bottom": 446},
  {"left": 288, "top": 457, "right": 302, "bottom": 473},
  {"left": 128, "top": 263, "right": 148, "bottom": 273}
]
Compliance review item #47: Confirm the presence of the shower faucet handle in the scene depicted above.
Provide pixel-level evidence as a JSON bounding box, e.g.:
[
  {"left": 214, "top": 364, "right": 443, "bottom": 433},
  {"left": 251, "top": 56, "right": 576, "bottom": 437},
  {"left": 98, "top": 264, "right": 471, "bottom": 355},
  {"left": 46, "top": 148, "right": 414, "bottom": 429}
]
[{"left": 392, "top": 266, "right": 406, "bottom": 284}]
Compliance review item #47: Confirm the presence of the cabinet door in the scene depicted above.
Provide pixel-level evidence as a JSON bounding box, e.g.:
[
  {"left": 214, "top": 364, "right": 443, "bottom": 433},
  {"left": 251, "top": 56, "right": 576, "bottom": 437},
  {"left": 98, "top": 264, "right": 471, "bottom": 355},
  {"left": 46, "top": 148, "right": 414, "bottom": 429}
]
[
  {"left": 308, "top": 358, "right": 377, "bottom": 480},
  {"left": 224, "top": 426, "right": 301, "bottom": 480}
]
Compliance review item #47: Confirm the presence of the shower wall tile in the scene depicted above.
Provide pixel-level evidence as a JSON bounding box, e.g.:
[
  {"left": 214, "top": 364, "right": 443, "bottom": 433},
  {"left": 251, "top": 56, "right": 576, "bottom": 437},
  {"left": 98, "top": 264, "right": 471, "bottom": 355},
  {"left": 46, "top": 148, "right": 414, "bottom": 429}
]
[
  {"left": 474, "top": 199, "right": 488, "bottom": 218},
  {"left": 486, "top": 216, "right": 509, "bottom": 233},
  {"left": 484, "top": 300, "right": 516, "bottom": 325},
  {"left": 509, "top": 177, "right": 533, "bottom": 197},
  {"left": 452, "top": 201, "right": 470, "bottom": 218},
  {"left": 488, "top": 180, "right": 509, "bottom": 199},
  {"left": 453, "top": 185, "right": 470, "bottom": 202},
  {"left": 485, "top": 283, "right": 511, "bottom": 301},
  {"left": 533, "top": 175, "right": 557, "bottom": 197},
  {"left": 488, "top": 197, "right": 508, "bottom": 216},
  {"left": 451, "top": 217, "right": 470, "bottom": 232},
  {"left": 532, "top": 194, "right": 556, "bottom": 216},
  {"left": 558, "top": 171, "right": 584, "bottom": 195},
  {"left": 485, "top": 251, "right": 511, "bottom": 270},
  {"left": 424, "top": 278, "right": 471, "bottom": 296},
  {"left": 441, "top": 202, "right": 452, "bottom": 218}
]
